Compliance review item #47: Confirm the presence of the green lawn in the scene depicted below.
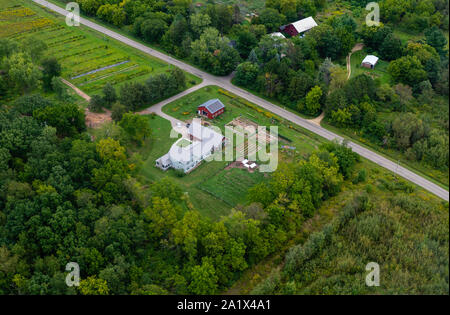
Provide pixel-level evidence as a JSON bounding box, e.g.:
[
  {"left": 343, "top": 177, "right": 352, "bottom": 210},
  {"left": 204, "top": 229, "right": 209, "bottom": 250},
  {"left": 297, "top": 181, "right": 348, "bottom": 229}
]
[
  {"left": 138, "top": 115, "right": 233, "bottom": 221},
  {"left": 1, "top": 0, "right": 200, "bottom": 97},
  {"left": 350, "top": 49, "right": 391, "bottom": 84}
]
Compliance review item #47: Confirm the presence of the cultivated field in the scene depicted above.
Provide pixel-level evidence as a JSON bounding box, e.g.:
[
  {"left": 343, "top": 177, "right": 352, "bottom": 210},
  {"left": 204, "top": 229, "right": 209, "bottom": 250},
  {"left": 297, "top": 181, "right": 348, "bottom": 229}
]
[
  {"left": 0, "top": 0, "right": 199, "bottom": 96},
  {"left": 199, "top": 167, "right": 266, "bottom": 207}
]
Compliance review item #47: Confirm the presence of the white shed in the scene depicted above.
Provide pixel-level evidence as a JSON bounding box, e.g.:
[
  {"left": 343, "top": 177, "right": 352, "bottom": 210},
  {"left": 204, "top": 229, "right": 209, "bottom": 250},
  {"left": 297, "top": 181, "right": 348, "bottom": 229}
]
[{"left": 361, "top": 55, "right": 379, "bottom": 69}]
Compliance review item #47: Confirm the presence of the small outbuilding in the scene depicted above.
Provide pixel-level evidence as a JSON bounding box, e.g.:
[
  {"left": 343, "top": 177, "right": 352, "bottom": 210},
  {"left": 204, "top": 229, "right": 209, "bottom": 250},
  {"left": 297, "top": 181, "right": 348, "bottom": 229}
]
[
  {"left": 280, "top": 16, "right": 318, "bottom": 37},
  {"left": 198, "top": 99, "right": 225, "bottom": 119},
  {"left": 270, "top": 32, "right": 286, "bottom": 39},
  {"left": 361, "top": 55, "right": 379, "bottom": 69}
]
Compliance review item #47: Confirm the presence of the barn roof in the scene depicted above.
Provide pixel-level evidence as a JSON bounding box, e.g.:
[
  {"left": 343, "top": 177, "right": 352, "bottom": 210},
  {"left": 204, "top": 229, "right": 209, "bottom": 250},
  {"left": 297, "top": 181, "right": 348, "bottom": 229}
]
[
  {"left": 291, "top": 17, "right": 318, "bottom": 33},
  {"left": 362, "top": 55, "right": 379, "bottom": 66},
  {"left": 198, "top": 99, "right": 225, "bottom": 114}
]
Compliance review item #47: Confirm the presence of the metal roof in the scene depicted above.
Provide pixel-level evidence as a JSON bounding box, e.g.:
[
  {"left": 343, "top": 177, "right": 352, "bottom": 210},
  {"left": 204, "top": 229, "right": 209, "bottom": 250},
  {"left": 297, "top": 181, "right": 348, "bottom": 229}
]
[
  {"left": 291, "top": 17, "right": 318, "bottom": 33},
  {"left": 198, "top": 99, "right": 225, "bottom": 114},
  {"left": 361, "top": 55, "right": 379, "bottom": 66}
]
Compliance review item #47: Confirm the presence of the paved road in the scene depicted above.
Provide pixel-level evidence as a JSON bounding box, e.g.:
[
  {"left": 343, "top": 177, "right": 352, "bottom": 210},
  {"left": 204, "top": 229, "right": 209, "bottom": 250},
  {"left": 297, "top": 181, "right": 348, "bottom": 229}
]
[
  {"left": 139, "top": 82, "right": 208, "bottom": 127},
  {"left": 34, "top": 0, "right": 449, "bottom": 201}
]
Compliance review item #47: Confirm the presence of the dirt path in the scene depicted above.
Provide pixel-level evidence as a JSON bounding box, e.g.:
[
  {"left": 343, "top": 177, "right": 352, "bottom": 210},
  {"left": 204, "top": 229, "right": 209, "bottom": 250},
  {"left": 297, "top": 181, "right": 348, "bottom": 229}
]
[
  {"left": 308, "top": 111, "right": 325, "bottom": 127},
  {"left": 307, "top": 44, "right": 364, "bottom": 129},
  {"left": 61, "top": 78, "right": 113, "bottom": 128},
  {"left": 347, "top": 43, "right": 364, "bottom": 80},
  {"left": 61, "top": 78, "right": 91, "bottom": 102}
]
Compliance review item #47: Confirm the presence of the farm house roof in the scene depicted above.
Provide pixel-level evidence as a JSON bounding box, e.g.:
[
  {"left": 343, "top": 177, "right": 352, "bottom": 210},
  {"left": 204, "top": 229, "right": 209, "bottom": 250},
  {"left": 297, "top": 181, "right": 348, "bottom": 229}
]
[{"left": 198, "top": 99, "right": 225, "bottom": 114}]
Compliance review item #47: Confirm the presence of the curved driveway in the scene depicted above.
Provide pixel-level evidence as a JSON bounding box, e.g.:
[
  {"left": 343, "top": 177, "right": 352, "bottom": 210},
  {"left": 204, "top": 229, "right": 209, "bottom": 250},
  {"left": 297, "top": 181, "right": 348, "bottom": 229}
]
[{"left": 33, "top": 0, "right": 449, "bottom": 201}]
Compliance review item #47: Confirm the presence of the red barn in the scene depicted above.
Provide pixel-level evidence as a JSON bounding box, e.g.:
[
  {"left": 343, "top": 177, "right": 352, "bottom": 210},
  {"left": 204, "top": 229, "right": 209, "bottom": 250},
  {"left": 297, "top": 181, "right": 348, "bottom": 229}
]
[
  {"left": 280, "top": 16, "right": 318, "bottom": 37},
  {"left": 197, "top": 99, "right": 225, "bottom": 119}
]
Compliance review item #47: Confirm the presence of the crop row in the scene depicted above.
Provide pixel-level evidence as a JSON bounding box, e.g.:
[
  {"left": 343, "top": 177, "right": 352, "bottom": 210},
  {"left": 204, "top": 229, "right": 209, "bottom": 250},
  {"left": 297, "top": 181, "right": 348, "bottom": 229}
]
[
  {"left": 0, "top": 7, "right": 35, "bottom": 20},
  {"left": 69, "top": 57, "right": 130, "bottom": 77},
  {"left": 1, "top": 18, "right": 53, "bottom": 38},
  {"left": 72, "top": 62, "right": 139, "bottom": 84},
  {"left": 81, "top": 68, "right": 151, "bottom": 92},
  {"left": 47, "top": 35, "right": 86, "bottom": 47}
]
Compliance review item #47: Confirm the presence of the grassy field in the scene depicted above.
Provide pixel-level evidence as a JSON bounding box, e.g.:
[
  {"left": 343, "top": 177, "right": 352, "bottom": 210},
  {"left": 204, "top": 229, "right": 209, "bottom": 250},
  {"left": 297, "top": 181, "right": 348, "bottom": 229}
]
[
  {"left": 350, "top": 49, "right": 391, "bottom": 84},
  {"left": 0, "top": 0, "right": 200, "bottom": 97}
]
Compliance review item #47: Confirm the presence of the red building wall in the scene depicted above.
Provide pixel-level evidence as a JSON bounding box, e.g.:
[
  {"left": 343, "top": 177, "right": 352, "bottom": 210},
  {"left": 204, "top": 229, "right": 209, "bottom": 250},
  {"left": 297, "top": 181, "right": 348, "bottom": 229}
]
[
  {"left": 198, "top": 106, "right": 224, "bottom": 119},
  {"left": 281, "top": 24, "right": 299, "bottom": 37}
]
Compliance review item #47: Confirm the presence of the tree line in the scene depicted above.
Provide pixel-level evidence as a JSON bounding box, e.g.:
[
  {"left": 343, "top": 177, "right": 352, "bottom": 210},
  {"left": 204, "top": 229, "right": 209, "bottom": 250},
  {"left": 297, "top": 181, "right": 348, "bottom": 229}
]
[{"left": 89, "top": 67, "right": 187, "bottom": 115}]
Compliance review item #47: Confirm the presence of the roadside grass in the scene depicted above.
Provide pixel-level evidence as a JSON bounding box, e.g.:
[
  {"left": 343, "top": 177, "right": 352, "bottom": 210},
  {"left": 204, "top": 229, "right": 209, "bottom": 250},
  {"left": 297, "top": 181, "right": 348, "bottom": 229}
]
[
  {"left": 192, "top": 0, "right": 265, "bottom": 15},
  {"left": 1, "top": 0, "right": 200, "bottom": 97},
  {"left": 230, "top": 79, "right": 319, "bottom": 120},
  {"left": 393, "top": 29, "right": 424, "bottom": 44}
]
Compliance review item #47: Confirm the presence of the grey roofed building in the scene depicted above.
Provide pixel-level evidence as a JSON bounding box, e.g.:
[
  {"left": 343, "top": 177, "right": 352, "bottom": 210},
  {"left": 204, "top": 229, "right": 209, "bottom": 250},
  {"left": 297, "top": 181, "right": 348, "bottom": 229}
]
[
  {"left": 198, "top": 99, "right": 225, "bottom": 115},
  {"left": 155, "top": 153, "right": 172, "bottom": 171}
]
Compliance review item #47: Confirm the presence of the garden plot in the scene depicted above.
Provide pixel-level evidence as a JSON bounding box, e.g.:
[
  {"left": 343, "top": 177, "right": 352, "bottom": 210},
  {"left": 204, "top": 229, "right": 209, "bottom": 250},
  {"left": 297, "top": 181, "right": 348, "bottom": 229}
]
[
  {"left": 0, "top": 1, "right": 197, "bottom": 95},
  {"left": 226, "top": 117, "right": 277, "bottom": 161},
  {"left": 197, "top": 167, "right": 266, "bottom": 207}
]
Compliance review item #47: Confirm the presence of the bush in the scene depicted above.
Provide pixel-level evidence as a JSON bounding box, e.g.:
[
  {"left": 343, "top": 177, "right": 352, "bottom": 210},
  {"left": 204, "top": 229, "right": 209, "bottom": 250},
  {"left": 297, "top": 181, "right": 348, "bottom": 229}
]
[
  {"left": 174, "top": 169, "right": 186, "bottom": 177},
  {"left": 353, "top": 169, "right": 367, "bottom": 184},
  {"left": 89, "top": 94, "right": 104, "bottom": 112}
]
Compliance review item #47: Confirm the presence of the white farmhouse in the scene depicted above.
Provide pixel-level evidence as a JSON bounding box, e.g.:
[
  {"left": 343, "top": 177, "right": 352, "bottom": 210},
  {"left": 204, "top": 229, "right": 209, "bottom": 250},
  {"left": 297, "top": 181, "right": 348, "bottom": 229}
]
[{"left": 156, "top": 120, "right": 226, "bottom": 173}]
